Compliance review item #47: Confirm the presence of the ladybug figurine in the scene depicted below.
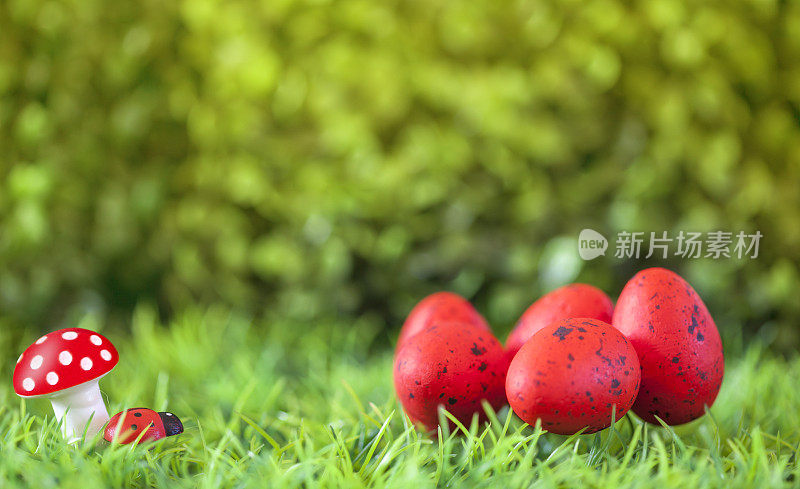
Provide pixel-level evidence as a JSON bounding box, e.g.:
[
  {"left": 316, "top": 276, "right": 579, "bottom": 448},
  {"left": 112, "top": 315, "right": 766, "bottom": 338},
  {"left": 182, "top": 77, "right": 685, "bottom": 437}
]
[{"left": 103, "top": 408, "right": 184, "bottom": 444}]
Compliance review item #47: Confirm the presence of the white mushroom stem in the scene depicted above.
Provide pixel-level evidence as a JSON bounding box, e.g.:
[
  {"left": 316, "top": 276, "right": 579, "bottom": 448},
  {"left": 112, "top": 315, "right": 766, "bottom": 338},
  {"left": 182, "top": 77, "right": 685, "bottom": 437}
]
[{"left": 48, "top": 379, "right": 110, "bottom": 443}]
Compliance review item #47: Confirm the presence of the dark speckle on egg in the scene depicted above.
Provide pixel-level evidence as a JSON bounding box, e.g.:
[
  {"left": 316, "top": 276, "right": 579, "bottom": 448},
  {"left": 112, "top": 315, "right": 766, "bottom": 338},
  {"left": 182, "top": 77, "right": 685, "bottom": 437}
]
[
  {"left": 470, "top": 343, "right": 487, "bottom": 356},
  {"left": 553, "top": 326, "right": 573, "bottom": 341}
]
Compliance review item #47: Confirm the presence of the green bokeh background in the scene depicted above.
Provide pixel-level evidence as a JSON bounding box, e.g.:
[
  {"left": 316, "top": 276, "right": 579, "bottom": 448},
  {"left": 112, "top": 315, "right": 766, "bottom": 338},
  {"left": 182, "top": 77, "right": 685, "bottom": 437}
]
[{"left": 1, "top": 0, "right": 798, "bottom": 349}]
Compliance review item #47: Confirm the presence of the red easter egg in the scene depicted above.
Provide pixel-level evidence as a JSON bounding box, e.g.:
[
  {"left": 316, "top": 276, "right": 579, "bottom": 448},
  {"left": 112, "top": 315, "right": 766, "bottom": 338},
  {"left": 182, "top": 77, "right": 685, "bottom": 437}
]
[
  {"left": 397, "top": 292, "right": 490, "bottom": 349},
  {"left": 506, "top": 318, "right": 640, "bottom": 435},
  {"left": 394, "top": 322, "right": 508, "bottom": 431},
  {"left": 506, "top": 284, "right": 614, "bottom": 356},
  {"left": 613, "top": 267, "right": 724, "bottom": 425}
]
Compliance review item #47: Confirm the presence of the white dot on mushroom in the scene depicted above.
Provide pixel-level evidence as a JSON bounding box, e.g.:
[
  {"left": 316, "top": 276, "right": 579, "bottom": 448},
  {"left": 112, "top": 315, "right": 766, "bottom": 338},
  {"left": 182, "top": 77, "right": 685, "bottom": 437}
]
[
  {"left": 35, "top": 336, "right": 47, "bottom": 345},
  {"left": 90, "top": 335, "right": 102, "bottom": 345},
  {"left": 80, "top": 357, "right": 93, "bottom": 370},
  {"left": 22, "top": 378, "right": 35, "bottom": 391},
  {"left": 100, "top": 350, "right": 112, "bottom": 361},
  {"left": 59, "top": 351, "right": 73, "bottom": 365},
  {"left": 30, "top": 355, "right": 44, "bottom": 370},
  {"left": 46, "top": 372, "right": 59, "bottom": 385},
  {"left": 62, "top": 332, "right": 78, "bottom": 340}
]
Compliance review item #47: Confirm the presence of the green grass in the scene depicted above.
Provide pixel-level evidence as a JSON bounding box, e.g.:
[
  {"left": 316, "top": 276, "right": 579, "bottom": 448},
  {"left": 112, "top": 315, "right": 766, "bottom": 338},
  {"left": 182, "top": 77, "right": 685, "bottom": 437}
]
[{"left": 1, "top": 306, "right": 798, "bottom": 488}]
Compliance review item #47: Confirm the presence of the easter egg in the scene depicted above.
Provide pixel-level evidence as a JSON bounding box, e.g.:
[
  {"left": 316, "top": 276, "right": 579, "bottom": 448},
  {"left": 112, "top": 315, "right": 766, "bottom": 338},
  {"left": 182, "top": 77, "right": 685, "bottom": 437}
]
[
  {"left": 613, "top": 267, "right": 724, "bottom": 425},
  {"left": 506, "top": 284, "right": 614, "bottom": 356},
  {"left": 397, "top": 292, "right": 490, "bottom": 349},
  {"left": 394, "top": 322, "right": 508, "bottom": 431},
  {"left": 506, "top": 318, "right": 640, "bottom": 435}
]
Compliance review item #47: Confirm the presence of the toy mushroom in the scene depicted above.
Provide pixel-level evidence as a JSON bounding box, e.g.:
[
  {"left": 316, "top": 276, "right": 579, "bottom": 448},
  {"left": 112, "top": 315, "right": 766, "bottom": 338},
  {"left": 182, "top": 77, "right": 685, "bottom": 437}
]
[
  {"left": 13, "top": 328, "right": 119, "bottom": 442},
  {"left": 103, "top": 408, "right": 184, "bottom": 444}
]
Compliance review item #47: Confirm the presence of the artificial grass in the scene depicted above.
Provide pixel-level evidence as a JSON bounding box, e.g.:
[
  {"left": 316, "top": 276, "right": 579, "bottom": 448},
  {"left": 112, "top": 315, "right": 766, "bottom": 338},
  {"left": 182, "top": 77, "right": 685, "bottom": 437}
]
[{"left": 0, "top": 306, "right": 798, "bottom": 488}]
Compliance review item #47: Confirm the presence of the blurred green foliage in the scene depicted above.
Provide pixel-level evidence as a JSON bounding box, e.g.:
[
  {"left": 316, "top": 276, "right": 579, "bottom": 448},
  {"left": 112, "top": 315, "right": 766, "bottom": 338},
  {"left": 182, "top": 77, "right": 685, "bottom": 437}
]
[{"left": 0, "top": 0, "right": 798, "bottom": 347}]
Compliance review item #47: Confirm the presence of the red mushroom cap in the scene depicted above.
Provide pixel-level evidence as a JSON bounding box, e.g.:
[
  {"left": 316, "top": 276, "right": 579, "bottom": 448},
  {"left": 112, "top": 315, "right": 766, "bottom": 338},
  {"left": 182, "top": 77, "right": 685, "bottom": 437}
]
[{"left": 13, "top": 328, "right": 119, "bottom": 398}]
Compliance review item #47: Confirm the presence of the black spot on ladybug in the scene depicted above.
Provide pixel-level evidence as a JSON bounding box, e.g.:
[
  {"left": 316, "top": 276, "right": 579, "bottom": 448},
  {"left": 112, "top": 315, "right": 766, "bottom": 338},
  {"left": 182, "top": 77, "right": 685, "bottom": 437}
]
[
  {"left": 409, "top": 393, "right": 414, "bottom": 399},
  {"left": 655, "top": 304, "right": 660, "bottom": 309},
  {"left": 567, "top": 354, "right": 575, "bottom": 361},
  {"left": 612, "top": 390, "right": 622, "bottom": 396},
  {"left": 478, "top": 362, "right": 488, "bottom": 372},
  {"left": 439, "top": 393, "right": 444, "bottom": 398},
  {"left": 610, "top": 379, "right": 620, "bottom": 388},
  {"left": 618, "top": 355, "right": 626, "bottom": 365},
  {"left": 133, "top": 412, "right": 142, "bottom": 417},
  {"left": 131, "top": 424, "right": 138, "bottom": 431},
  {"left": 442, "top": 366, "right": 447, "bottom": 373},
  {"left": 448, "top": 397, "right": 457, "bottom": 405},
  {"left": 578, "top": 336, "right": 584, "bottom": 340},
  {"left": 649, "top": 292, "right": 658, "bottom": 300},
  {"left": 577, "top": 327, "right": 587, "bottom": 333},
  {"left": 697, "top": 331, "right": 704, "bottom": 341},
  {"left": 415, "top": 380, "right": 420, "bottom": 385},
  {"left": 470, "top": 343, "right": 487, "bottom": 356},
  {"left": 585, "top": 391, "right": 591, "bottom": 397}
]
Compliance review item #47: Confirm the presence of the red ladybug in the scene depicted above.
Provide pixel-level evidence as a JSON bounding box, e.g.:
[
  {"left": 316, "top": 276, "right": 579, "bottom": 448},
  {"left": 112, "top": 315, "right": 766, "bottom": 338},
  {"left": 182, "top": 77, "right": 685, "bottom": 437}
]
[{"left": 103, "top": 408, "right": 184, "bottom": 444}]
